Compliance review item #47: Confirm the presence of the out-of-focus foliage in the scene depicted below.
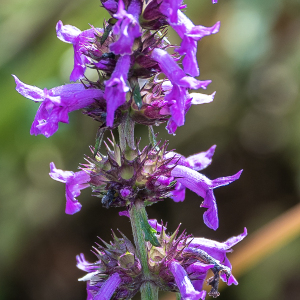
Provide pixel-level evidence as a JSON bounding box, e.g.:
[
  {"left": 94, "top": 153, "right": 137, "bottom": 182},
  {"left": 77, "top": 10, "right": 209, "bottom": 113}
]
[{"left": 1, "top": 0, "right": 300, "bottom": 299}]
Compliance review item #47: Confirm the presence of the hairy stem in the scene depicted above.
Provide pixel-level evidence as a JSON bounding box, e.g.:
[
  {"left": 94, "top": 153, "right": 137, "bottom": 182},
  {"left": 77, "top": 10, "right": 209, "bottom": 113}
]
[
  {"left": 140, "top": 281, "right": 159, "bottom": 300},
  {"left": 129, "top": 201, "right": 151, "bottom": 277},
  {"left": 129, "top": 201, "right": 158, "bottom": 300},
  {"left": 118, "top": 115, "right": 135, "bottom": 151}
]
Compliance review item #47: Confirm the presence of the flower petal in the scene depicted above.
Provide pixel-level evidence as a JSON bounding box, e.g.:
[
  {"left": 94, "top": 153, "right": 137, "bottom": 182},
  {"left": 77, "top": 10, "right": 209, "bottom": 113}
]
[
  {"left": 94, "top": 273, "right": 122, "bottom": 300},
  {"left": 109, "top": 0, "right": 142, "bottom": 55},
  {"left": 186, "top": 145, "right": 216, "bottom": 171},
  {"left": 56, "top": 20, "right": 81, "bottom": 43},
  {"left": 169, "top": 261, "right": 202, "bottom": 300},
  {"left": 49, "top": 163, "right": 90, "bottom": 215},
  {"left": 13, "top": 75, "right": 45, "bottom": 102},
  {"left": 104, "top": 55, "right": 130, "bottom": 126},
  {"left": 76, "top": 253, "right": 98, "bottom": 273},
  {"left": 190, "top": 92, "right": 216, "bottom": 105}
]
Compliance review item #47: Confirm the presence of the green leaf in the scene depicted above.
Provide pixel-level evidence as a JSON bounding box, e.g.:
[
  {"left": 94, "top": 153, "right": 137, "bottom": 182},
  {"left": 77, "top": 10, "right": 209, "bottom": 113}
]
[
  {"left": 133, "top": 84, "right": 143, "bottom": 110},
  {"left": 100, "top": 24, "right": 112, "bottom": 45},
  {"left": 139, "top": 211, "right": 161, "bottom": 247}
]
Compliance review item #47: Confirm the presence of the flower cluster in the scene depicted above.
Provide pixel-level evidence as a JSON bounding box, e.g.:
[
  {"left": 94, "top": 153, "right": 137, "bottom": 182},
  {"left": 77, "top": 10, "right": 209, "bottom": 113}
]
[
  {"left": 13, "top": 0, "right": 220, "bottom": 136},
  {"left": 77, "top": 220, "right": 247, "bottom": 300},
  {"left": 13, "top": 0, "right": 246, "bottom": 299},
  {"left": 50, "top": 137, "right": 241, "bottom": 230}
]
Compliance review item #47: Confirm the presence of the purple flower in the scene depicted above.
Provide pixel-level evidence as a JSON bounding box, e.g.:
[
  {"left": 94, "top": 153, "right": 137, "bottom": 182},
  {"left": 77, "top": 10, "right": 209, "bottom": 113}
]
[
  {"left": 49, "top": 162, "right": 90, "bottom": 214},
  {"left": 164, "top": 145, "right": 241, "bottom": 230},
  {"left": 152, "top": 48, "right": 211, "bottom": 89},
  {"left": 167, "top": 145, "right": 216, "bottom": 201},
  {"left": 162, "top": 81, "right": 215, "bottom": 134},
  {"left": 101, "top": 0, "right": 118, "bottom": 15},
  {"left": 186, "top": 227, "right": 247, "bottom": 287},
  {"left": 158, "top": 3, "right": 220, "bottom": 76},
  {"left": 169, "top": 261, "right": 204, "bottom": 300},
  {"left": 109, "top": 0, "right": 142, "bottom": 55},
  {"left": 159, "top": 0, "right": 183, "bottom": 24},
  {"left": 151, "top": 49, "right": 211, "bottom": 132},
  {"left": 120, "top": 188, "right": 131, "bottom": 198},
  {"left": 212, "top": 0, "right": 218, "bottom": 3},
  {"left": 171, "top": 165, "right": 242, "bottom": 230},
  {"left": 104, "top": 55, "right": 130, "bottom": 126},
  {"left": 56, "top": 21, "right": 99, "bottom": 81},
  {"left": 171, "top": 11, "right": 220, "bottom": 77},
  {"left": 94, "top": 273, "right": 122, "bottom": 300},
  {"left": 76, "top": 253, "right": 99, "bottom": 273},
  {"left": 13, "top": 75, "right": 103, "bottom": 137}
]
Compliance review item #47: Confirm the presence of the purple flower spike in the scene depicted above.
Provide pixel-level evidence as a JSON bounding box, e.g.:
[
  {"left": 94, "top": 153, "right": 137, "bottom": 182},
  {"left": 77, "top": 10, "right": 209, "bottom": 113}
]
[
  {"left": 171, "top": 165, "right": 242, "bottom": 230},
  {"left": 110, "top": 0, "right": 142, "bottom": 55},
  {"left": 212, "top": 0, "right": 218, "bottom": 3},
  {"left": 104, "top": 55, "right": 130, "bottom": 126},
  {"left": 94, "top": 273, "right": 122, "bottom": 300},
  {"left": 169, "top": 261, "right": 203, "bottom": 300},
  {"left": 49, "top": 162, "right": 90, "bottom": 215},
  {"left": 56, "top": 21, "right": 98, "bottom": 81},
  {"left": 13, "top": 75, "right": 103, "bottom": 137}
]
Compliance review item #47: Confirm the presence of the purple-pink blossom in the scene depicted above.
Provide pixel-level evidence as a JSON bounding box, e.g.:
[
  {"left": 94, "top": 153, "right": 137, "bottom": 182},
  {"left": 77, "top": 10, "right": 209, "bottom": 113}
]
[
  {"left": 163, "top": 145, "right": 241, "bottom": 230},
  {"left": 158, "top": 3, "right": 220, "bottom": 76},
  {"left": 56, "top": 21, "right": 100, "bottom": 81},
  {"left": 151, "top": 48, "right": 212, "bottom": 133},
  {"left": 169, "top": 261, "right": 204, "bottom": 300},
  {"left": 13, "top": 75, "right": 103, "bottom": 137},
  {"left": 49, "top": 162, "right": 90, "bottom": 214},
  {"left": 94, "top": 273, "right": 122, "bottom": 300},
  {"left": 171, "top": 165, "right": 242, "bottom": 230},
  {"left": 186, "top": 227, "right": 247, "bottom": 287},
  {"left": 109, "top": 0, "right": 142, "bottom": 55},
  {"left": 104, "top": 55, "right": 131, "bottom": 126}
]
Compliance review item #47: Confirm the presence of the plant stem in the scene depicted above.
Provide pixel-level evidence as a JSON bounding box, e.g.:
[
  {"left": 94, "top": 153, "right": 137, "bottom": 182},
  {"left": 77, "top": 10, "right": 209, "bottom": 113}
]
[
  {"left": 140, "top": 281, "right": 159, "bottom": 300},
  {"left": 119, "top": 112, "right": 157, "bottom": 299},
  {"left": 118, "top": 114, "right": 135, "bottom": 151},
  {"left": 129, "top": 201, "right": 151, "bottom": 277},
  {"left": 129, "top": 200, "right": 158, "bottom": 300}
]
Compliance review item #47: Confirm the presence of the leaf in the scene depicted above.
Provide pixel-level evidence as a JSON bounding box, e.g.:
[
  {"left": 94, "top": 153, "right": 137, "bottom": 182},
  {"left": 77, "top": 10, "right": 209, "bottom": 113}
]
[
  {"left": 94, "top": 128, "right": 104, "bottom": 157},
  {"left": 133, "top": 84, "right": 143, "bottom": 110},
  {"left": 100, "top": 24, "right": 112, "bottom": 45},
  {"left": 139, "top": 212, "right": 161, "bottom": 247}
]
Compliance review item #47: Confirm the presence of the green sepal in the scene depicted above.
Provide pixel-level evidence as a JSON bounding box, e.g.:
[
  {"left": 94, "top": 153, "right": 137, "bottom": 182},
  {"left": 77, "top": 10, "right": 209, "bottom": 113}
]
[
  {"left": 133, "top": 84, "right": 143, "bottom": 110},
  {"left": 94, "top": 128, "right": 104, "bottom": 157},
  {"left": 101, "top": 24, "right": 112, "bottom": 45}
]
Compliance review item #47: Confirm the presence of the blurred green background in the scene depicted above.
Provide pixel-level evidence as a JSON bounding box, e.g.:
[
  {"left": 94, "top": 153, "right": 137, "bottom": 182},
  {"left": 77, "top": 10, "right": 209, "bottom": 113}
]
[{"left": 1, "top": 0, "right": 300, "bottom": 299}]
